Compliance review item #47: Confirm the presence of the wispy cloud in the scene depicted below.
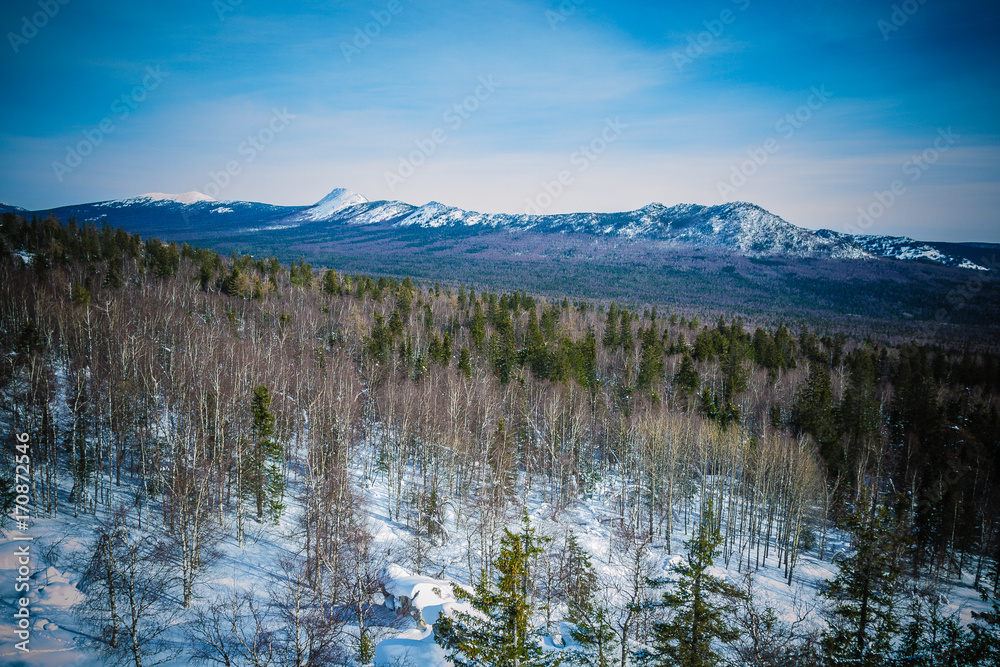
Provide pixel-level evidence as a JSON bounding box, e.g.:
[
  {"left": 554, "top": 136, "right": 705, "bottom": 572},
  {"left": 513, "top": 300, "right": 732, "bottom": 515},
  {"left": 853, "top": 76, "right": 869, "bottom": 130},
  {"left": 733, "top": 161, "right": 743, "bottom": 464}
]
[{"left": 1, "top": 0, "right": 998, "bottom": 241}]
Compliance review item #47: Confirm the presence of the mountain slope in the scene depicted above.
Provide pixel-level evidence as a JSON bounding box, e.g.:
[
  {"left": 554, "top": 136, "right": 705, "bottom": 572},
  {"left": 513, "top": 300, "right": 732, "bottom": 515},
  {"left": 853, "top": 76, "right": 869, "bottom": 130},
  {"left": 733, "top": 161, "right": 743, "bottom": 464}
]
[
  {"left": 5, "top": 188, "right": 999, "bottom": 329},
  {"left": 12, "top": 188, "right": 990, "bottom": 270}
]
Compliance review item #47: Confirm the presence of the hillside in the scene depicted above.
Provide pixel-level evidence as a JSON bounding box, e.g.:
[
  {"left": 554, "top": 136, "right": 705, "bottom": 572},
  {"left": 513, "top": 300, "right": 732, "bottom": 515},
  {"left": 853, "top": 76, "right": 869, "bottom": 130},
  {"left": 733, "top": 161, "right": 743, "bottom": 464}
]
[
  {"left": 6, "top": 190, "right": 998, "bottom": 335},
  {"left": 1, "top": 213, "right": 999, "bottom": 666}
]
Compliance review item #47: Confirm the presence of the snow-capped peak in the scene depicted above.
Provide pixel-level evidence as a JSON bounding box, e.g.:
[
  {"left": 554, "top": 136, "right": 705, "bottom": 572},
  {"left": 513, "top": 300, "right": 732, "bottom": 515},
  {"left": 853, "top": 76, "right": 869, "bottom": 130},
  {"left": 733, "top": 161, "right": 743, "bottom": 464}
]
[
  {"left": 301, "top": 188, "right": 368, "bottom": 220},
  {"left": 137, "top": 191, "right": 216, "bottom": 204}
]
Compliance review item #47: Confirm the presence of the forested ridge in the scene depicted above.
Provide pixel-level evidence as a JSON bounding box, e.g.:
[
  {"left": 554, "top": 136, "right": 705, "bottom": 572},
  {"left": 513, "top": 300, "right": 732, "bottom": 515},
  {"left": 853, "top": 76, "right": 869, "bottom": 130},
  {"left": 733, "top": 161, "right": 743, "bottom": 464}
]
[{"left": 2, "top": 212, "right": 1000, "bottom": 666}]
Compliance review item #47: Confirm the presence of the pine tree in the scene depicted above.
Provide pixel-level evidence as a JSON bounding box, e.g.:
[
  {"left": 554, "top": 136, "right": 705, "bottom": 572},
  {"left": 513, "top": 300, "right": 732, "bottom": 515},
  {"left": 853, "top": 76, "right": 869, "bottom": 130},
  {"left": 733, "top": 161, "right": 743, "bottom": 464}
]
[
  {"left": 792, "top": 362, "right": 840, "bottom": 475},
  {"left": 459, "top": 347, "right": 473, "bottom": 378},
  {"left": 322, "top": 268, "right": 340, "bottom": 295},
  {"left": 471, "top": 302, "right": 487, "bottom": 350},
  {"left": 563, "top": 532, "right": 616, "bottom": 667},
  {"left": 602, "top": 303, "right": 619, "bottom": 348},
  {"left": 618, "top": 311, "right": 633, "bottom": 353},
  {"left": 577, "top": 329, "right": 598, "bottom": 392},
  {"left": 821, "top": 489, "right": 908, "bottom": 666},
  {"left": 248, "top": 385, "right": 283, "bottom": 523},
  {"left": 970, "top": 587, "right": 1000, "bottom": 666},
  {"left": 648, "top": 500, "right": 742, "bottom": 667},
  {"left": 896, "top": 592, "right": 977, "bottom": 666},
  {"left": 636, "top": 326, "right": 664, "bottom": 396},
  {"left": 673, "top": 353, "right": 699, "bottom": 396},
  {"left": 527, "top": 309, "right": 549, "bottom": 379},
  {"left": 434, "top": 512, "right": 558, "bottom": 667},
  {"left": 720, "top": 341, "right": 748, "bottom": 403},
  {"left": 563, "top": 532, "right": 597, "bottom": 624}
]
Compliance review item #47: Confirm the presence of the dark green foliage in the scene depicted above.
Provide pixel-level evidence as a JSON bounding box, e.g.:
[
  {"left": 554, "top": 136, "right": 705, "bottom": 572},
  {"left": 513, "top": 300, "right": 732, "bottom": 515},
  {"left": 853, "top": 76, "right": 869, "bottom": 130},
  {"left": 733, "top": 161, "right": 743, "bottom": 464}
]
[
  {"left": 289, "top": 258, "right": 313, "bottom": 288},
  {"left": 396, "top": 276, "right": 415, "bottom": 318},
  {"left": 490, "top": 329, "right": 516, "bottom": 386},
  {"left": 720, "top": 341, "right": 748, "bottom": 403},
  {"left": 364, "top": 313, "right": 394, "bottom": 364},
  {"left": 636, "top": 324, "right": 664, "bottom": 396},
  {"left": 527, "top": 309, "right": 548, "bottom": 379},
  {"left": 698, "top": 389, "right": 739, "bottom": 430},
  {"left": 388, "top": 309, "right": 405, "bottom": 337},
  {"left": 838, "top": 348, "right": 881, "bottom": 486},
  {"left": 673, "top": 353, "right": 699, "bottom": 395},
  {"left": 648, "top": 501, "right": 743, "bottom": 667},
  {"left": 248, "top": 385, "right": 284, "bottom": 523},
  {"left": 799, "top": 325, "right": 824, "bottom": 365},
  {"left": 970, "top": 589, "right": 1000, "bottom": 665},
  {"left": 145, "top": 238, "right": 179, "bottom": 279},
  {"left": 896, "top": 593, "right": 978, "bottom": 666},
  {"left": 562, "top": 532, "right": 597, "bottom": 625},
  {"left": 792, "top": 362, "right": 839, "bottom": 474},
  {"left": 576, "top": 329, "right": 598, "bottom": 391},
  {"left": 434, "top": 512, "right": 557, "bottom": 667},
  {"left": 322, "top": 268, "right": 340, "bottom": 295},
  {"left": 15, "top": 320, "right": 45, "bottom": 359},
  {"left": 71, "top": 280, "right": 92, "bottom": 307},
  {"left": 104, "top": 259, "right": 124, "bottom": 289},
  {"left": 459, "top": 347, "right": 473, "bottom": 377},
  {"left": 568, "top": 607, "right": 616, "bottom": 667},
  {"left": 821, "top": 489, "right": 908, "bottom": 666},
  {"left": 617, "top": 311, "right": 633, "bottom": 353},
  {"left": 470, "top": 301, "right": 487, "bottom": 350},
  {"left": 602, "top": 303, "right": 619, "bottom": 348}
]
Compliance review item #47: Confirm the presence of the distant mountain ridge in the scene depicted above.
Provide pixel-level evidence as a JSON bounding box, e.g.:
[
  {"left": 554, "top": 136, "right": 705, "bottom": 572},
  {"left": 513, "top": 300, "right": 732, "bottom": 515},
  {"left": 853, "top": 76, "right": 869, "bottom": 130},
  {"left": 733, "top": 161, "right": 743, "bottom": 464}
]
[{"left": 2, "top": 188, "right": 993, "bottom": 272}]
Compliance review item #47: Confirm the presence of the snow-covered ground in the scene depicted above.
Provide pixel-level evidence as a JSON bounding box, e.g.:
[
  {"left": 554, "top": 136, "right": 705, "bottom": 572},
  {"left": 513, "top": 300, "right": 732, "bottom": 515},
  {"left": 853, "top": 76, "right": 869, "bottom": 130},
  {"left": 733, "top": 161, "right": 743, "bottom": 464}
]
[{"left": 2, "top": 451, "right": 992, "bottom": 667}]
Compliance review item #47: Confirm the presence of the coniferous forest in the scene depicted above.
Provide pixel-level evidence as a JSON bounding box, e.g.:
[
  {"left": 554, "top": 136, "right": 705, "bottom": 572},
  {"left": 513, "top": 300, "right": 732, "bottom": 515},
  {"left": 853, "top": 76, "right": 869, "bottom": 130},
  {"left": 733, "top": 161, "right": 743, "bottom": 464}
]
[{"left": 2, "top": 212, "right": 1000, "bottom": 666}]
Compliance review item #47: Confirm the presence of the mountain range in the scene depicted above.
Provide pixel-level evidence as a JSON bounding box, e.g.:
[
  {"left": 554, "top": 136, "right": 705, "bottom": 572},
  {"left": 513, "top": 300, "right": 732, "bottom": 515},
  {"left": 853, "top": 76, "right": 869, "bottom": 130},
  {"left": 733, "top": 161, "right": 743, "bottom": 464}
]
[
  {"left": 4, "top": 189, "right": 998, "bottom": 331},
  {"left": 4, "top": 188, "right": 992, "bottom": 271}
]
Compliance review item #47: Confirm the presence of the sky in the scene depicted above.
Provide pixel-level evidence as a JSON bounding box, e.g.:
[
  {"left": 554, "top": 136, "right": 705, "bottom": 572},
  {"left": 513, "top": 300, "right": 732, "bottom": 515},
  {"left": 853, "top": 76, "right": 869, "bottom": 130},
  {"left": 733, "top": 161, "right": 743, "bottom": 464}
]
[{"left": 1, "top": 0, "right": 998, "bottom": 242}]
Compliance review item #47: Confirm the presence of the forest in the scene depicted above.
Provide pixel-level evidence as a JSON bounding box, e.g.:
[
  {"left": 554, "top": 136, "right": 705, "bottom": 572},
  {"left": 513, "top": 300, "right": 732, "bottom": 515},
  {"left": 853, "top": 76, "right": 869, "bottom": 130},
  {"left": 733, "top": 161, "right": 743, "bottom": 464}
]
[{"left": 2, "top": 212, "right": 1000, "bottom": 666}]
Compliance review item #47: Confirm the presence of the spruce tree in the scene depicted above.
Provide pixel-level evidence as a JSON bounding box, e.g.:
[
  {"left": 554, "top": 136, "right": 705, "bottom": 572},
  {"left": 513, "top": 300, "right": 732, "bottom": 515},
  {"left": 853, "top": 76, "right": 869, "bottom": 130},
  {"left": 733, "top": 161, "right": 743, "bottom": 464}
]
[
  {"left": 648, "top": 500, "right": 742, "bottom": 667},
  {"left": 618, "top": 311, "right": 634, "bottom": 353},
  {"left": 720, "top": 341, "right": 748, "bottom": 403},
  {"left": 673, "top": 353, "right": 699, "bottom": 395},
  {"left": 527, "top": 309, "right": 549, "bottom": 379},
  {"left": 970, "top": 588, "right": 1000, "bottom": 666},
  {"left": 792, "top": 362, "right": 840, "bottom": 474},
  {"left": 896, "top": 593, "right": 977, "bottom": 666},
  {"left": 821, "top": 489, "right": 908, "bottom": 666},
  {"left": 434, "top": 512, "right": 558, "bottom": 667},
  {"left": 602, "top": 303, "right": 619, "bottom": 348},
  {"left": 249, "top": 385, "right": 283, "bottom": 523},
  {"left": 636, "top": 326, "right": 664, "bottom": 396},
  {"left": 322, "top": 268, "right": 340, "bottom": 295},
  {"left": 563, "top": 532, "right": 616, "bottom": 667},
  {"left": 459, "top": 347, "right": 473, "bottom": 378}
]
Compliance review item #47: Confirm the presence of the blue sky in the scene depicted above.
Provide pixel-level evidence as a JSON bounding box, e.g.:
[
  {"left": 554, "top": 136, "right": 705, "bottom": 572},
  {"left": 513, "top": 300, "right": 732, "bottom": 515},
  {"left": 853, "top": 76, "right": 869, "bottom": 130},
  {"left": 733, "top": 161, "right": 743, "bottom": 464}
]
[{"left": 1, "top": 0, "right": 998, "bottom": 241}]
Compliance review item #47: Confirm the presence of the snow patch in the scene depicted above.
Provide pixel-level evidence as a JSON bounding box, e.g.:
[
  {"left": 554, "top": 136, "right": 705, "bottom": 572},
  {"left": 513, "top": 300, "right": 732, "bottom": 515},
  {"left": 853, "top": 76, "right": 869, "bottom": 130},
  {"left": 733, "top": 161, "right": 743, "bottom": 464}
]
[
  {"left": 137, "top": 191, "right": 216, "bottom": 204},
  {"left": 299, "top": 188, "right": 369, "bottom": 221}
]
